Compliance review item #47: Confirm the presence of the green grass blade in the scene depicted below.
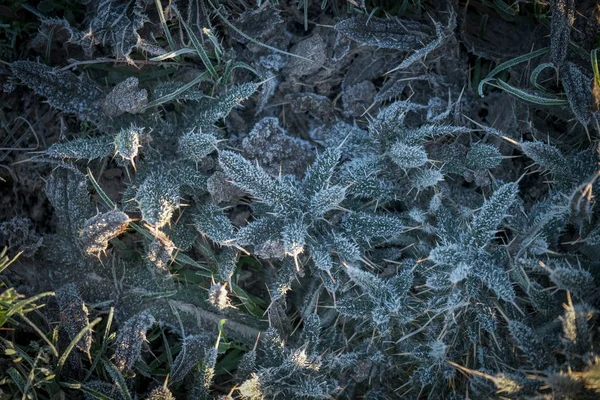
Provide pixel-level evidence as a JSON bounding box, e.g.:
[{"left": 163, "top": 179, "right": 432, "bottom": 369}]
[
  {"left": 154, "top": 0, "right": 178, "bottom": 55},
  {"left": 84, "top": 307, "right": 114, "bottom": 382},
  {"left": 55, "top": 317, "right": 103, "bottom": 378},
  {"left": 494, "top": 79, "right": 568, "bottom": 105},
  {"left": 208, "top": 1, "right": 312, "bottom": 62},
  {"left": 143, "top": 71, "right": 209, "bottom": 109},
  {"left": 172, "top": 5, "right": 218, "bottom": 80},
  {"left": 591, "top": 48, "right": 600, "bottom": 86},
  {"left": 18, "top": 313, "right": 59, "bottom": 357},
  {"left": 529, "top": 62, "right": 557, "bottom": 92},
  {"left": 103, "top": 359, "right": 133, "bottom": 400},
  {"left": 478, "top": 47, "right": 550, "bottom": 96},
  {"left": 149, "top": 48, "right": 196, "bottom": 61}
]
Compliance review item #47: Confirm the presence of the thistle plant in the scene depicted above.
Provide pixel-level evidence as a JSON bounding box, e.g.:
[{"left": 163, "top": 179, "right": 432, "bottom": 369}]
[{"left": 4, "top": 0, "right": 600, "bottom": 399}]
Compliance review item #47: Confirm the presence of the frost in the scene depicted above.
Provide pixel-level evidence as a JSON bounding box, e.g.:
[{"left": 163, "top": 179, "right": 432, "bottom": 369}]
[{"left": 101, "top": 77, "right": 148, "bottom": 116}]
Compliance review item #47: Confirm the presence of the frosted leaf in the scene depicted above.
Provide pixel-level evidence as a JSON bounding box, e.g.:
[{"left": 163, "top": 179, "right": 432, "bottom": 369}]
[
  {"left": 309, "top": 185, "right": 345, "bottom": 217},
  {"left": 393, "top": 11, "right": 456, "bottom": 71},
  {"left": 219, "top": 150, "right": 276, "bottom": 202},
  {"left": 332, "top": 234, "right": 362, "bottom": 262},
  {"left": 370, "top": 101, "right": 426, "bottom": 144},
  {"left": 389, "top": 142, "right": 428, "bottom": 169},
  {"left": 145, "top": 386, "right": 175, "bottom": 400},
  {"left": 303, "top": 147, "right": 342, "bottom": 196},
  {"left": 153, "top": 81, "right": 204, "bottom": 101},
  {"left": 285, "top": 35, "right": 327, "bottom": 77},
  {"left": 101, "top": 77, "right": 148, "bottom": 117},
  {"left": 449, "top": 262, "right": 471, "bottom": 284},
  {"left": 336, "top": 294, "right": 373, "bottom": 319},
  {"left": 335, "top": 16, "right": 429, "bottom": 50},
  {"left": 527, "top": 281, "right": 555, "bottom": 314},
  {"left": 344, "top": 264, "right": 386, "bottom": 302},
  {"left": 78, "top": 0, "right": 146, "bottom": 59},
  {"left": 549, "top": 264, "right": 595, "bottom": 298},
  {"left": 171, "top": 334, "right": 209, "bottom": 382},
  {"left": 45, "top": 168, "right": 94, "bottom": 237},
  {"left": 46, "top": 135, "right": 114, "bottom": 160},
  {"left": 193, "top": 83, "right": 258, "bottom": 126},
  {"left": 207, "top": 171, "right": 244, "bottom": 204},
  {"left": 521, "top": 141, "right": 571, "bottom": 186},
  {"left": 83, "top": 380, "right": 124, "bottom": 400},
  {"left": 0, "top": 217, "right": 43, "bottom": 257},
  {"left": 466, "top": 143, "right": 502, "bottom": 170},
  {"left": 232, "top": 4, "right": 283, "bottom": 44},
  {"left": 179, "top": 130, "right": 219, "bottom": 163},
  {"left": 236, "top": 216, "right": 283, "bottom": 247},
  {"left": 55, "top": 283, "right": 91, "bottom": 357},
  {"left": 194, "top": 203, "right": 235, "bottom": 245},
  {"left": 136, "top": 173, "right": 180, "bottom": 228},
  {"left": 113, "top": 311, "right": 156, "bottom": 371},
  {"left": 114, "top": 126, "right": 143, "bottom": 168},
  {"left": 216, "top": 248, "right": 238, "bottom": 283},
  {"left": 561, "top": 301, "right": 595, "bottom": 353},
  {"left": 207, "top": 283, "right": 233, "bottom": 310},
  {"left": 238, "top": 374, "right": 264, "bottom": 400},
  {"left": 241, "top": 117, "right": 314, "bottom": 177},
  {"left": 146, "top": 232, "right": 176, "bottom": 272},
  {"left": 309, "top": 243, "right": 332, "bottom": 272},
  {"left": 235, "top": 350, "right": 256, "bottom": 382},
  {"left": 410, "top": 168, "right": 444, "bottom": 191},
  {"left": 339, "top": 156, "right": 394, "bottom": 200},
  {"left": 171, "top": 163, "right": 208, "bottom": 190},
  {"left": 11, "top": 61, "right": 103, "bottom": 122},
  {"left": 401, "top": 124, "right": 471, "bottom": 145},
  {"left": 342, "top": 80, "right": 376, "bottom": 117},
  {"left": 470, "top": 182, "right": 518, "bottom": 247},
  {"left": 342, "top": 212, "right": 403, "bottom": 242},
  {"left": 550, "top": 0, "right": 575, "bottom": 66},
  {"left": 322, "top": 122, "right": 372, "bottom": 159},
  {"left": 260, "top": 327, "right": 285, "bottom": 367},
  {"left": 508, "top": 320, "right": 552, "bottom": 369},
  {"left": 219, "top": 150, "right": 300, "bottom": 212},
  {"left": 472, "top": 259, "right": 516, "bottom": 302},
  {"left": 255, "top": 71, "right": 277, "bottom": 115},
  {"left": 562, "top": 62, "right": 592, "bottom": 125},
  {"left": 282, "top": 219, "right": 307, "bottom": 257},
  {"left": 190, "top": 347, "right": 217, "bottom": 399},
  {"left": 80, "top": 210, "right": 130, "bottom": 256},
  {"left": 301, "top": 314, "right": 321, "bottom": 352}
]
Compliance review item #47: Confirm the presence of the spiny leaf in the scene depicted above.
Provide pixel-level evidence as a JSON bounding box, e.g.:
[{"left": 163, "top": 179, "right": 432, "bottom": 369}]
[
  {"left": 562, "top": 62, "right": 592, "bottom": 125},
  {"left": 11, "top": 61, "right": 103, "bottom": 122},
  {"left": 470, "top": 182, "right": 518, "bottom": 247}
]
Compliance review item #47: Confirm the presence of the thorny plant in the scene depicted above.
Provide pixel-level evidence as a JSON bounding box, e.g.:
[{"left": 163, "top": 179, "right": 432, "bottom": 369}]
[{"left": 2, "top": 0, "right": 600, "bottom": 399}]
